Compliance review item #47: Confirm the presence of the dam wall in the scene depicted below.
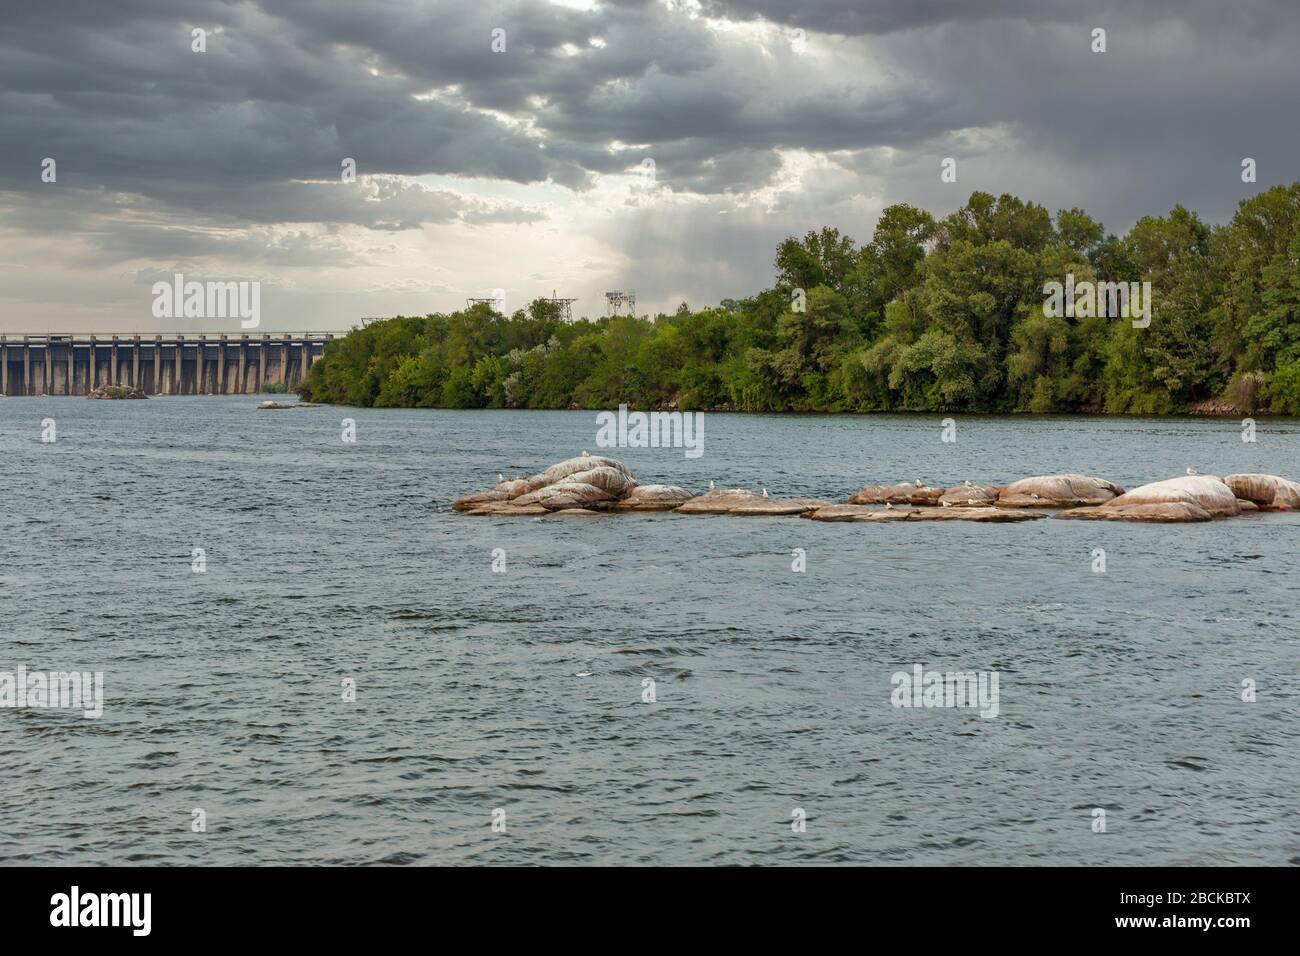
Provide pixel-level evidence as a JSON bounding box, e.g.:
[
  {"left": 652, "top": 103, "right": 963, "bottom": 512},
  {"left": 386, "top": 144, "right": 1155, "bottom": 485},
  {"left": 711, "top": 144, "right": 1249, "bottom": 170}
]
[{"left": 0, "top": 332, "right": 336, "bottom": 396}]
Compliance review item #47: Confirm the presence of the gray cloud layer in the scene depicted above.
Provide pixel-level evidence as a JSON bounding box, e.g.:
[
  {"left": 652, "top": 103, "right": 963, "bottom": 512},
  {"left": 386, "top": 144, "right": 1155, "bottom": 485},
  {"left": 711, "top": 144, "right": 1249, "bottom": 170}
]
[{"left": 1, "top": 0, "right": 1298, "bottom": 327}]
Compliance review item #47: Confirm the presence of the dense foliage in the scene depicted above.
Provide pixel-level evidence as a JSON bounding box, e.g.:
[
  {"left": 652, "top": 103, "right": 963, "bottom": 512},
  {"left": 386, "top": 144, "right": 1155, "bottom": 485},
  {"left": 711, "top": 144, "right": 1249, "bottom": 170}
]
[{"left": 299, "top": 185, "right": 1300, "bottom": 414}]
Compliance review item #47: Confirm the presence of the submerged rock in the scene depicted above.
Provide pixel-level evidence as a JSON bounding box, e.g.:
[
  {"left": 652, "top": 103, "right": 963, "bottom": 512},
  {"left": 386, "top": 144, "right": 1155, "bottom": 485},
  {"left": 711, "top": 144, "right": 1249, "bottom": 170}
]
[
  {"left": 1224, "top": 473, "right": 1300, "bottom": 510},
  {"left": 256, "top": 400, "right": 320, "bottom": 409},
  {"left": 727, "top": 497, "right": 830, "bottom": 516},
  {"left": 997, "top": 474, "right": 1124, "bottom": 507}
]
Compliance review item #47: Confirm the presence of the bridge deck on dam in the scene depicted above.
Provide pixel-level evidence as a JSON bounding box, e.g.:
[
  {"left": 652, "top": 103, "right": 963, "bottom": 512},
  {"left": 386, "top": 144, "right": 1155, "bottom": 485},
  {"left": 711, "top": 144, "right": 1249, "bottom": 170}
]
[{"left": 0, "top": 332, "right": 339, "bottom": 396}]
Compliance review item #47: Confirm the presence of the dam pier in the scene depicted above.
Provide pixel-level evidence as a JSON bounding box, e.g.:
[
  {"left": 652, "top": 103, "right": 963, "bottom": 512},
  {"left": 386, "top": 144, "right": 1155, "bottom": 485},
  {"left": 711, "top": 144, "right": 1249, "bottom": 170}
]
[{"left": 0, "top": 332, "right": 336, "bottom": 396}]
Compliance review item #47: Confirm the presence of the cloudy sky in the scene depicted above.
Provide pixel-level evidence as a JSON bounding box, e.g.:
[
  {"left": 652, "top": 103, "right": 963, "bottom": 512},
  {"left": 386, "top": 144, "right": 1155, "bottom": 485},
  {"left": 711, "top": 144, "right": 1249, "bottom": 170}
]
[{"left": 2, "top": 0, "right": 1297, "bottom": 332}]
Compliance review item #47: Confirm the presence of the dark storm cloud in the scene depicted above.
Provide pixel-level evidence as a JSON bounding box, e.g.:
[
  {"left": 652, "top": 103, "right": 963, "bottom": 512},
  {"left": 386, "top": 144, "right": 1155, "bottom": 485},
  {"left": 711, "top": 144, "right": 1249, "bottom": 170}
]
[
  {"left": 0, "top": 0, "right": 1298, "bottom": 315},
  {"left": 699, "top": 0, "right": 1299, "bottom": 36}
]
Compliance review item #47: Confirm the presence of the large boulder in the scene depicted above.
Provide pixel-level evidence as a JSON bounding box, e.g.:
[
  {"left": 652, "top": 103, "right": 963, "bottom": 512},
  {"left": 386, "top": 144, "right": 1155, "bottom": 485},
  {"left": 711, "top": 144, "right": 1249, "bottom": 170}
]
[
  {"left": 1100, "top": 474, "right": 1239, "bottom": 518},
  {"left": 457, "top": 456, "right": 636, "bottom": 512},
  {"left": 565, "top": 466, "right": 637, "bottom": 497},
  {"left": 614, "top": 484, "right": 696, "bottom": 511},
  {"left": 939, "top": 484, "right": 1002, "bottom": 506},
  {"left": 526, "top": 454, "right": 633, "bottom": 492},
  {"left": 514, "top": 481, "right": 616, "bottom": 511},
  {"left": 849, "top": 482, "right": 944, "bottom": 505},
  {"left": 997, "top": 474, "right": 1124, "bottom": 507},
  {"left": 1224, "top": 474, "right": 1300, "bottom": 511}
]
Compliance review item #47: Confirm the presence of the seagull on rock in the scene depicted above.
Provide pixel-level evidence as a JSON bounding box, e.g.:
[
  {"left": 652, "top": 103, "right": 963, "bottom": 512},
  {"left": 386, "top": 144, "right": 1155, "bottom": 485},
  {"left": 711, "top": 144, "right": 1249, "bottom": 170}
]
[
  {"left": 1187, "top": 467, "right": 1199, "bottom": 476},
  {"left": 762, "top": 488, "right": 769, "bottom": 498}
]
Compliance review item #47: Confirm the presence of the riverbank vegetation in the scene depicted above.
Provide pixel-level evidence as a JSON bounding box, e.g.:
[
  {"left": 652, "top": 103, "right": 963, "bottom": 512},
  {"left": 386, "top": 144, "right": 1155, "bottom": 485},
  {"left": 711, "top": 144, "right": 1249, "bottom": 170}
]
[{"left": 299, "top": 184, "right": 1300, "bottom": 414}]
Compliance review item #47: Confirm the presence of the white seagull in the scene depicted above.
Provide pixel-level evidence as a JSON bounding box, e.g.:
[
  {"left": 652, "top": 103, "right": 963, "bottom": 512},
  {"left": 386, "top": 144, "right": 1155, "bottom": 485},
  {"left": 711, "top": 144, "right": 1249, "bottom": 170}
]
[
  {"left": 497, "top": 473, "right": 504, "bottom": 483},
  {"left": 914, "top": 479, "right": 923, "bottom": 487},
  {"left": 709, "top": 479, "right": 715, "bottom": 491},
  {"left": 1186, "top": 467, "right": 1198, "bottom": 476},
  {"left": 762, "top": 487, "right": 769, "bottom": 498}
]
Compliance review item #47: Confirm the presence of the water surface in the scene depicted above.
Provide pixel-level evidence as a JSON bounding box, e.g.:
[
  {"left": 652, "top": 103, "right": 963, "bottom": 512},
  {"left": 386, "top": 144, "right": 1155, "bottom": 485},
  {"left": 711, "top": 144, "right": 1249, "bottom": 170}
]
[{"left": 1, "top": 398, "right": 1297, "bottom": 865}]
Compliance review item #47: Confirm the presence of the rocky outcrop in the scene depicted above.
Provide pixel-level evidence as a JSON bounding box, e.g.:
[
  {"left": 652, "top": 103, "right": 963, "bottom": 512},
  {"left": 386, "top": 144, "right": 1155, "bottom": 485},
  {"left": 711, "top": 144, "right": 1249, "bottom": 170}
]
[
  {"left": 453, "top": 457, "right": 1292, "bottom": 525},
  {"left": 87, "top": 383, "right": 147, "bottom": 400},
  {"left": 257, "top": 400, "right": 320, "bottom": 409},
  {"left": 849, "top": 482, "right": 944, "bottom": 505},
  {"left": 997, "top": 474, "right": 1124, "bottom": 507},
  {"left": 1224, "top": 473, "right": 1300, "bottom": 510}
]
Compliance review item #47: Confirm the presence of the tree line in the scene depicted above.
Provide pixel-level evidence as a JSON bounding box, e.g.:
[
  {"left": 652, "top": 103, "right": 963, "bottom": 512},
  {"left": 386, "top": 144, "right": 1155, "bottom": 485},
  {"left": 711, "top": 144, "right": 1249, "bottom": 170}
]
[{"left": 299, "top": 184, "right": 1300, "bottom": 415}]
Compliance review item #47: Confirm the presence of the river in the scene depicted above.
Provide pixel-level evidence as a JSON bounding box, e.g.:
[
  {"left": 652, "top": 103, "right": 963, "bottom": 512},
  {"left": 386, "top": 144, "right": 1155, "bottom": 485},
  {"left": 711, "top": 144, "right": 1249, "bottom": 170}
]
[{"left": 1, "top": 396, "right": 1297, "bottom": 864}]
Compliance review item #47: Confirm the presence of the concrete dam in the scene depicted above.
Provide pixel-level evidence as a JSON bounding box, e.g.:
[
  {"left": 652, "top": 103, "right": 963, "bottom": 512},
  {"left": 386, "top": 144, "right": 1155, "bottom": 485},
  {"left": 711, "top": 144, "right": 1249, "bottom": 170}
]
[{"left": 0, "top": 332, "right": 337, "bottom": 396}]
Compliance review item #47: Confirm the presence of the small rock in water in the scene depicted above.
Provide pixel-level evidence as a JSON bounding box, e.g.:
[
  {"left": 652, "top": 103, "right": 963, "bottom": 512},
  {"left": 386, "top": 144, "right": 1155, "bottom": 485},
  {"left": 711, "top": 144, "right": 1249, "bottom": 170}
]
[
  {"left": 257, "top": 400, "right": 321, "bottom": 409},
  {"left": 87, "top": 383, "right": 147, "bottom": 400}
]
